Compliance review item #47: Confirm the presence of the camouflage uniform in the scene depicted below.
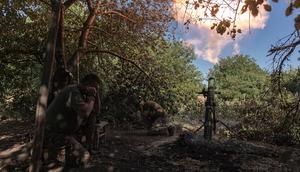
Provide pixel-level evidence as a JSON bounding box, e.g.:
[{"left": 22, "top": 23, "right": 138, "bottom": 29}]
[
  {"left": 140, "top": 100, "right": 167, "bottom": 130},
  {"left": 44, "top": 84, "right": 98, "bottom": 166}
]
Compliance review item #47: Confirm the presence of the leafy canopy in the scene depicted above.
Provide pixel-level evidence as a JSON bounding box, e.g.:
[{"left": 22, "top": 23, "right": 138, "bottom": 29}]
[{"left": 209, "top": 55, "right": 267, "bottom": 101}]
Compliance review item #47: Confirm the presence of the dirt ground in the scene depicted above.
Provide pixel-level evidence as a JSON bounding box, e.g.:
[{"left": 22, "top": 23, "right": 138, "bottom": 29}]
[{"left": 0, "top": 120, "right": 300, "bottom": 172}]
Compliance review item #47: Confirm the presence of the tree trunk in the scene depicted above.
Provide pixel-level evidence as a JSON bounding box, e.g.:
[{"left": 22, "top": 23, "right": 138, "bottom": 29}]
[
  {"left": 47, "top": 4, "right": 66, "bottom": 105},
  {"left": 55, "top": 4, "right": 66, "bottom": 69},
  {"left": 29, "top": 1, "right": 61, "bottom": 172},
  {"left": 66, "top": 3, "right": 99, "bottom": 71}
]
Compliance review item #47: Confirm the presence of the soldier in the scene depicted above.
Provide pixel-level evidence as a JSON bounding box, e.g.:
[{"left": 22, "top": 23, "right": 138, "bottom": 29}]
[
  {"left": 139, "top": 100, "right": 167, "bottom": 130},
  {"left": 43, "top": 73, "right": 100, "bottom": 168}
]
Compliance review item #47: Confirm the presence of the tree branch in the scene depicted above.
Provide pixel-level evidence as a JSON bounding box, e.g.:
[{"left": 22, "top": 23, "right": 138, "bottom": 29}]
[
  {"left": 29, "top": 1, "right": 62, "bottom": 171},
  {"left": 267, "top": 31, "right": 300, "bottom": 95},
  {"left": 66, "top": 1, "right": 133, "bottom": 71},
  {"left": 86, "top": 0, "right": 93, "bottom": 12},
  {"left": 64, "top": 0, "right": 77, "bottom": 9},
  {"left": 98, "top": 10, "right": 136, "bottom": 23},
  {"left": 268, "top": 40, "right": 300, "bottom": 54},
  {"left": 86, "top": 50, "right": 148, "bottom": 76},
  {"left": 55, "top": 2, "right": 66, "bottom": 68},
  {"left": 86, "top": 50, "right": 157, "bottom": 87},
  {"left": 233, "top": 0, "right": 241, "bottom": 27},
  {"left": 66, "top": 1, "right": 101, "bottom": 70}
]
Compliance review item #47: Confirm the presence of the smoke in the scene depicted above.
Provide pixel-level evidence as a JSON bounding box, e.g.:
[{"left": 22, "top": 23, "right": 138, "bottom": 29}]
[
  {"left": 233, "top": 41, "right": 240, "bottom": 55},
  {"left": 173, "top": 0, "right": 269, "bottom": 64}
]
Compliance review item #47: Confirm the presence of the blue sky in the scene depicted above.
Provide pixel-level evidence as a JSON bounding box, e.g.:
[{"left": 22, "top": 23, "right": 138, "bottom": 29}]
[{"left": 188, "top": 2, "right": 300, "bottom": 76}]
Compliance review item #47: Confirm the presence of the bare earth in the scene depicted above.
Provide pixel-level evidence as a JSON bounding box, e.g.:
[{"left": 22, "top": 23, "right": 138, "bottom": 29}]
[{"left": 0, "top": 120, "right": 300, "bottom": 172}]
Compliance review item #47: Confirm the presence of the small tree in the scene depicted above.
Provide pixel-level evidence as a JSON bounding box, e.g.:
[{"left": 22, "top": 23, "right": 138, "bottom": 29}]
[{"left": 209, "top": 55, "right": 267, "bottom": 101}]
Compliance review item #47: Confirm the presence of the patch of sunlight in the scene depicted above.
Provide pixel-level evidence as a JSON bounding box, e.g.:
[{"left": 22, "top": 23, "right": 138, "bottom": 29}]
[
  {"left": 17, "top": 152, "right": 29, "bottom": 161},
  {"left": 0, "top": 135, "right": 13, "bottom": 141},
  {"left": 48, "top": 167, "right": 64, "bottom": 172},
  {"left": 4, "top": 95, "right": 14, "bottom": 104},
  {"left": 0, "top": 143, "right": 28, "bottom": 158},
  {"left": 107, "top": 166, "right": 114, "bottom": 172}
]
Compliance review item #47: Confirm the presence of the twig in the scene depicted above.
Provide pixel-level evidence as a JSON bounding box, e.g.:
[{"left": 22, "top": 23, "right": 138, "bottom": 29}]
[
  {"left": 85, "top": 50, "right": 150, "bottom": 80},
  {"left": 233, "top": 0, "right": 241, "bottom": 27},
  {"left": 98, "top": 10, "right": 136, "bottom": 23},
  {"left": 193, "top": 124, "right": 204, "bottom": 133},
  {"left": 269, "top": 40, "right": 300, "bottom": 54},
  {"left": 217, "top": 119, "right": 243, "bottom": 139}
]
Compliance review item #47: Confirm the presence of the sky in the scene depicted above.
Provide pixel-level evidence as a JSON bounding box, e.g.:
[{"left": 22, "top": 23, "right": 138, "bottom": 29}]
[{"left": 172, "top": 1, "right": 300, "bottom": 76}]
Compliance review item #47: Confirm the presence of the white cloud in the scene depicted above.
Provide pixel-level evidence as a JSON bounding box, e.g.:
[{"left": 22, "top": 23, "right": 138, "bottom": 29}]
[{"left": 173, "top": 0, "right": 269, "bottom": 64}]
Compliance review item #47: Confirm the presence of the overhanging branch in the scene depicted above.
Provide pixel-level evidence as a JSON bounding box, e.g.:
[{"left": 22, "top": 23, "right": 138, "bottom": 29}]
[
  {"left": 267, "top": 30, "right": 300, "bottom": 96},
  {"left": 66, "top": 1, "right": 101, "bottom": 69},
  {"left": 85, "top": 50, "right": 159, "bottom": 92},
  {"left": 98, "top": 10, "right": 136, "bottom": 23},
  {"left": 268, "top": 40, "right": 300, "bottom": 54},
  {"left": 86, "top": 50, "right": 149, "bottom": 78}
]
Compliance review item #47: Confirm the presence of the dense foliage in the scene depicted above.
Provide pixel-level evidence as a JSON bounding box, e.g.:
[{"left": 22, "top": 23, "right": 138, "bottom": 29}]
[
  {"left": 80, "top": 40, "right": 204, "bottom": 122},
  {"left": 282, "top": 68, "right": 300, "bottom": 95},
  {"left": 209, "top": 55, "right": 300, "bottom": 145},
  {"left": 209, "top": 55, "right": 267, "bottom": 101},
  {"left": 0, "top": 1, "right": 203, "bottom": 122}
]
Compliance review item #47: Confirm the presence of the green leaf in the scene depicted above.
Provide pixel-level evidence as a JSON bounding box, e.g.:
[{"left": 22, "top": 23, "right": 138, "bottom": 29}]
[
  {"left": 294, "top": 0, "right": 300, "bottom": 8},
  {"left": 251, "top": 7, "right": 259, "bottom": 17},
  {"left": 263, "top": 4, "right": 272, "bottom": 12},
  {"left": 286, "top": 4, "right": 293, "bottom": 16},
  {"left": 25, "top": 17, "right": 33, "bottom": 24}
]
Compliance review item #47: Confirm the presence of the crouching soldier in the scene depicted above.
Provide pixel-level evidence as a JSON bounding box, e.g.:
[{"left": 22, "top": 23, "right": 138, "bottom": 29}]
[
  {"left": 140, "top": 100, "right": 177, "bottom": 136},
  {"left": 43, "top": 73, "right": 100, "bottom": 169},
  {"left": 139, "top": 100, "right": 167, "bottom": 130}
]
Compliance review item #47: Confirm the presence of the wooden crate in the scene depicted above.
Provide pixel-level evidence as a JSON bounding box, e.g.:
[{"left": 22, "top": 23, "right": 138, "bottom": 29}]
[{"left": 93, "top": 121, "right": 109, "bottom": 150}]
